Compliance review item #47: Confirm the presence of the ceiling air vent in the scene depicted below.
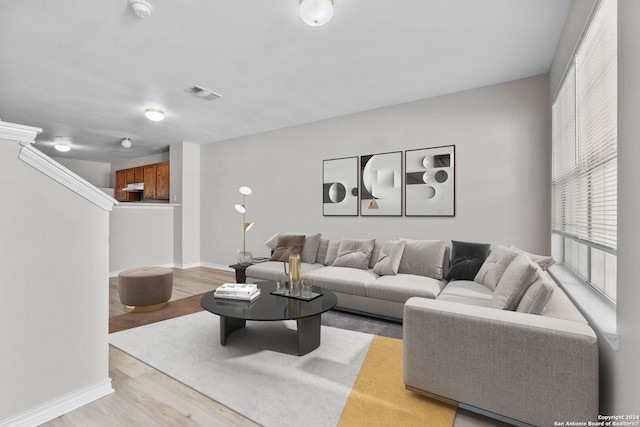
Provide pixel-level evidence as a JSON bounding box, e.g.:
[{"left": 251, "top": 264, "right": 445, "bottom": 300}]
[{"left": 184, "top": 85, "right": 222, "bottom": 101}]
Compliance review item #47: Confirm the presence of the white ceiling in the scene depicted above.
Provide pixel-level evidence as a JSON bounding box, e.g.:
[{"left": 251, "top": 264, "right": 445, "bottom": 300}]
[{"left": 0, "top": 0, "right": 570, "bottom": 163}]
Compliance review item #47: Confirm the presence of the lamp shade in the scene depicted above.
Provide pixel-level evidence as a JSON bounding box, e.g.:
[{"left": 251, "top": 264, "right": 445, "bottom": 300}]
[
  {"left": 239, "top": 186, "right": 252, "bottom": 195},
  {"left": 299, "top": 0, "right": 334, "bottom": 26},
  {"left": 235, "top": 204, "right": 246, "bottom": 214}
]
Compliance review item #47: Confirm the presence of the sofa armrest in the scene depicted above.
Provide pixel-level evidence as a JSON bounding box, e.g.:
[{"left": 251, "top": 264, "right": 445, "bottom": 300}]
[{"left": 403, "top": 297, "right": 598, "bottom": 426}]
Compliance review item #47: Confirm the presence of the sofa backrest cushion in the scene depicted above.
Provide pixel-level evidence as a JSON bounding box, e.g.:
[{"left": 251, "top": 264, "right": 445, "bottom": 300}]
[
  {"left": 315, "top": 239, "right": 329, "bottom": 264},
  {"left": 474, "top": 245, "right": 519, "bottom": 291},
  {"left": 491, "top": 253, "right": 538, "bottom": 310},
  {"left": 510, "top": 245, "right": 556, "bottom": 271},
  {"left": 372, "top": 240, "right": 406, "bottom": 276},
  {"left": 398, "top": 239, "right": 446, "bottom": 279},
  {"left": 270, "top": 234, "right": 306, "bottom": 262},
  {"left": 445, "top": 240, "right": 491, "bottom": 281},
  {"left": 265, "top": 232, "right": 322, "bottom": 264},
  {"left": 516, "top": 270, "right": 556, "bottom": 315},
  {"left": 332, "top": 238, "right": 376, "bottom": 270}
]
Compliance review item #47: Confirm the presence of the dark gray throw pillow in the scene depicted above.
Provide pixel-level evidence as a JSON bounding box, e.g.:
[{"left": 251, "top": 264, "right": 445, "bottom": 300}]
[{"left": 446, "top": 240, "right": 491, "bottom": 281}]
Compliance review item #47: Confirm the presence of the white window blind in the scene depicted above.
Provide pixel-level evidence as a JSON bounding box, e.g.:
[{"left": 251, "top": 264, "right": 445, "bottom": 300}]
[{"left": 552, "top": 0, "right": 617, "bottom": 301}]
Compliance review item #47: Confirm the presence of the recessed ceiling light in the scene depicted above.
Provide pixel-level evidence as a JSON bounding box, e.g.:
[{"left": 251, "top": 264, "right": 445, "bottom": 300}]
[{"left": 144, "top": 108, "right": 164, "bottom": 122}]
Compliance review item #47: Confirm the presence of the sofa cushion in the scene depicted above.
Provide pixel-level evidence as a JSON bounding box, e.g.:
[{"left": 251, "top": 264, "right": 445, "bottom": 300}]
[
  {"left": 492, "top": 254, "right": 538, "bottom": 310},
  {"left": 303, "top": 266, "right": 378, "bottom": 296},
  {"left": 474, "top": 245, "right": 519, "bottom": 291},
  {"left": 245, "top": 261, "right": 325, "bottom": 282},
  {"left": 324, "top": 240, "right": 340, "bottom": 265},
  {"left": 266, "top": 232, "right": 321, "bottom": 263},
  {"left": 332, "top": 238, "right": 376, "bottom": 270},
  {"left": 436, "top": 294, "right": 493, "bottom": 307},
  {"left": 397, "top": 239, "right": 447, "bottom": 279},
  {"left": 516, "top": 273, "right": 555, "bottom": 315},
  {"left": 315, "top": 239, "right": 330, "bottom": 264},
  {"left": 438, "top": 280, "right": 494, "bottom": 302},
  {"left": 270, "top": 234, "right": 305, "bottom": 261},
  {"left": 372, "top": 240, "right": 406, "bottom": 276},
  {"left": 510, "top": 245, "right": 556, "bottom": 271},
  {"left": 367, "top": 274, "right": 446, "bottom": 303},
  {"left": 445, "top": 240, "right": 491, "bottom": 281}
]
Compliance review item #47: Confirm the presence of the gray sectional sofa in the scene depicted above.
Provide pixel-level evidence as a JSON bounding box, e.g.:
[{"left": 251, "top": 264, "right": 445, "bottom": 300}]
[{"left": 245, "top": 233, "right": 598, "bottom": 426}]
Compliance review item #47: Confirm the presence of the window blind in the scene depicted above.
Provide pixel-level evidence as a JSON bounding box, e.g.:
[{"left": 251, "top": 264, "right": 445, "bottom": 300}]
[{"left": 552, "top": 0, "right": 617, "bottom": 252}]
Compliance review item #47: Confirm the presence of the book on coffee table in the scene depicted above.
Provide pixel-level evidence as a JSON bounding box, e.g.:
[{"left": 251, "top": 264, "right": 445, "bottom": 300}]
[{"left": 214, "top": 283, "right": 260, "bottom": 301}]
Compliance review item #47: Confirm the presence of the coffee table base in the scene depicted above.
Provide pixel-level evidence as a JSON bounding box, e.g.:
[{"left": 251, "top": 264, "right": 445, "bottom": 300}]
[{"left": 219, "top": 314, "right": 322, "bottom": 356}]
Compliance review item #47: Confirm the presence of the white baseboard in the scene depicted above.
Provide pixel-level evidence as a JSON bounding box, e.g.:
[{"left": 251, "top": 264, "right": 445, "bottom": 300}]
[
  {"left": 199, "top": 262, "right": 234, "bottom": 271},
  {"left": 109, "top": 262, "right": 234, "bottom": 277},
  {"left": 0, "top": 378, "right": 114, "bottom": 427}
]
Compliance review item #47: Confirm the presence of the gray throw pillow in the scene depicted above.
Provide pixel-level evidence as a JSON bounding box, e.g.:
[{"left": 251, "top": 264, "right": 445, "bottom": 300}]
[
  {"left": 373, "top": 240, "right": 406, "bottom": 276},
  {"left": 474, "top": 245, "right": 519, "bottom": 291},
  {"left": 397, "top": 239, "right": 446, "bottom": 279},
  {"left": 300, "top": 233, "right": 321, "bottom": 263},
  {"left": 332, "top": 238, "right": 376, "bottom": 270},
  {"left": 492, "top": 254, "right": 538, "bottom": 310}
]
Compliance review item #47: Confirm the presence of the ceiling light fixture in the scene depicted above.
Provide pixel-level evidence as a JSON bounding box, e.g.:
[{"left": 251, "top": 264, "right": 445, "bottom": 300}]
[
  {"left": 128, "top": 0, "right": 153, "bottom": 18},
  {"left": 144, "top": 108, "right": 164, "bottom": 122},
  {"left": 121, "top": 137, "right": 132, "bottom": 148},
  {"left": 54, "top": 143, "right": 71, "bottom": 153},
  {"left": 53, "top": 137, "right": 71, "bottom": 152},
  {"left": 299, "top": 0, "right": 334, "bottom": 27}
]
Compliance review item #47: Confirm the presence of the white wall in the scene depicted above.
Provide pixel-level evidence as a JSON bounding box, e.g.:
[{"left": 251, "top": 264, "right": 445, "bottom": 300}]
[
  {"left": 52, "top": 157, "right": 111, "bottom": 188},
  {"left": 607, "top": 0, "right": 640, "bottom": 416},
  {"left": 170, "top": 142, "right": 201, "bottom": 268},
  {"left": 0, "top": 139, "right": 111, "bottom": 422},
  {"left": 200, "top": 75, "right": 550, "bottom": 265},
  {"left": 109, "top": 206, "right": 175, "bottom": 274}
]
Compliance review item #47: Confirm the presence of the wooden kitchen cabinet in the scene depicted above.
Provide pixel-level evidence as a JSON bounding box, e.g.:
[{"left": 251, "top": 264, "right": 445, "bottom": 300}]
[
  {"left": 156, "top": 162, "right": 170, "bottom": 199},
  {"left": 143, "top": 164, "right": 156, "bottom": 199},
  {"left": 115, "top": 162, "right": 169, "bottom": 202},
  {"left": 115, "top": 169, "right": 141, "bottom": 202},
  {"left": 142, "top": 161, "right": 170, "bottom": 200}
]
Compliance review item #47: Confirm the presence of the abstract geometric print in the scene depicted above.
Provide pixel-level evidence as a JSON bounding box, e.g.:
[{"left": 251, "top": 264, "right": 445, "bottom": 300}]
[
  {"left": 360, "top": 151, "right": 402, "bottom": 216},
  {"left": 405, "top": 145, "right": 455, "bottom": 216},
  {"left": 323, "top": 157, "right": 359, "bottom": 216}
]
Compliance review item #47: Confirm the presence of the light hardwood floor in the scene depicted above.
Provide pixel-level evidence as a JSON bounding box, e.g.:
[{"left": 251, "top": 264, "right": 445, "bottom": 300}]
[
  {"left": 45, "top": 266, "right": 507, "bottom": 427},
  {"left": 45, "top": 266, "right": 259, "bottom": 427}
]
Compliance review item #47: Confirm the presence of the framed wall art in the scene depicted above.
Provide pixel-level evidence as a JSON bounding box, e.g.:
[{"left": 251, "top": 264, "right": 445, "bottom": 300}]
[
  {"left": 405, "top": 145, "right": 455, "bottom": 216},
  {"left": 360, "top": 151, "right": 402, "bottom": 216},
  {"left": 322, "top": 156, "right": 359, "bottom": 216}
]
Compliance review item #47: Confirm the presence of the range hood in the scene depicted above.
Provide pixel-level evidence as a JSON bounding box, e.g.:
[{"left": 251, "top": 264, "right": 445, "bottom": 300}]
[{"left": 123, "top": 182, "right": 144, "bottom": 192}]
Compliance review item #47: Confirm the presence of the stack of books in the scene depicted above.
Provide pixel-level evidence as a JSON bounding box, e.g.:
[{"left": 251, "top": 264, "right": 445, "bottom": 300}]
[{"left": 214, "top": 283, "right": 260, "bottom": 302}]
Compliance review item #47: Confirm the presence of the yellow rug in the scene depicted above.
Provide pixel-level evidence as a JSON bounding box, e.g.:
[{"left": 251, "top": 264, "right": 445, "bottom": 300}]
[{"left": 339, "top": 336, "right": 457, "bottom": 427}]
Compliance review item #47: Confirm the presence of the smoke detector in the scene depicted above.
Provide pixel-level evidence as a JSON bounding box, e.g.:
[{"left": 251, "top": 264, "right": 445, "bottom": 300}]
[{"left": 129, "top": 0, "right": 153, "bottom": 18}]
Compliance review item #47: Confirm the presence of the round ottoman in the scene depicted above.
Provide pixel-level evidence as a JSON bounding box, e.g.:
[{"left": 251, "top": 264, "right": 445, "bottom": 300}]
[{"left": 118, "top": 266, "right": 173, "bottom": 313}]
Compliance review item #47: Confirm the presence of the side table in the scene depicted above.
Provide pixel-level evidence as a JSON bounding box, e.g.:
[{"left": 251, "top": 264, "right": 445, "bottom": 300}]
[{"left": 229, "top": 263, "right": 251, "bottom": 283}]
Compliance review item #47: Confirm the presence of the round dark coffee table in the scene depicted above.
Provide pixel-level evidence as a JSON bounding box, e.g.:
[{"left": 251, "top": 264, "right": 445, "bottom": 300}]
[{"left": 201, "top": 282, "right": 337, "bottom": 356}]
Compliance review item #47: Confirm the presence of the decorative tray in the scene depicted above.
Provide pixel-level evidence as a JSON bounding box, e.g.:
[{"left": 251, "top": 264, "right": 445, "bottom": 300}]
[{"left": 270, "top": 290, "right": 323, "bottom": 301}]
